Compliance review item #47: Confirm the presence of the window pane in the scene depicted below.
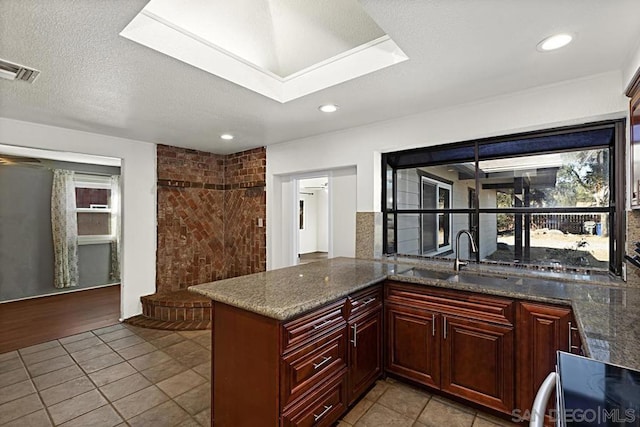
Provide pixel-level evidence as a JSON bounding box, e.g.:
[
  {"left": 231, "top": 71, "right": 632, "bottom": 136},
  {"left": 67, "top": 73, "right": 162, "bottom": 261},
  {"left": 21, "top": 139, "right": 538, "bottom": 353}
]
[
  {"left": 397, "top": 213, "right": 471, "bottom": 257},
  {"left": 76, "top": 188, "right": 111, "bottom": 208},
  {"left": 482, "top": 212, "right": 609, "bottom": 269},
  {"left": 386, "top": 214, "right": 395, "bottom": 253},
  {"left": 386, "top": 165, "right": 394, "bottom": 210},
  {"left": 77, "top": 212, "right": 111, "bottom": 235},
  {"left": 387, "top": 143, "right": 475, "bottom": 169},
  {"left": 478, "top": 149, "right": 609, "bottom": 208}
]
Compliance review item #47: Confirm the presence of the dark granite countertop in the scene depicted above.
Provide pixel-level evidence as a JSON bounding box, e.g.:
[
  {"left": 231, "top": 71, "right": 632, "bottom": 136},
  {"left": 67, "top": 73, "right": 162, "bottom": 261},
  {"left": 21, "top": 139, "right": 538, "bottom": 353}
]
[{"left": 189, "top": 257, "right": 640, "bottom": 371}]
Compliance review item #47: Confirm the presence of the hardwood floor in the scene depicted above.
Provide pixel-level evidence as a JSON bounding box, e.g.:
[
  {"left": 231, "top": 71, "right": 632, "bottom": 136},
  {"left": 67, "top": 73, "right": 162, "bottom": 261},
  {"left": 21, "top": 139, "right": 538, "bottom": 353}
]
[{"left": 0, "top": 285, "right": 120, "bottom": 354}]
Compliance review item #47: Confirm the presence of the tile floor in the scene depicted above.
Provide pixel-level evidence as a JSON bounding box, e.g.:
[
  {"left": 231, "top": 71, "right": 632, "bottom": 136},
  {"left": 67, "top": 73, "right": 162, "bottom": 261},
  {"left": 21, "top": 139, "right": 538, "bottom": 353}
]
[{"left": 0, "top": 322, "right": 517, "bottom": 426}]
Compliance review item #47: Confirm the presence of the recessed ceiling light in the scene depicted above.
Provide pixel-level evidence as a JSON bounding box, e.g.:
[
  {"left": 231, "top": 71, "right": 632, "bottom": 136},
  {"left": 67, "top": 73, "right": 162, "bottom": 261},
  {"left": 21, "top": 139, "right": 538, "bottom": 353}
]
[
  {"left": 537, "top": 33, "right": 573, "bottom": 52},
  {"left": 220, "top": 134, "right": 234, "bottom": 140},
  {"left": 318, "top": 104, "right": 339, "bottom": 113}
]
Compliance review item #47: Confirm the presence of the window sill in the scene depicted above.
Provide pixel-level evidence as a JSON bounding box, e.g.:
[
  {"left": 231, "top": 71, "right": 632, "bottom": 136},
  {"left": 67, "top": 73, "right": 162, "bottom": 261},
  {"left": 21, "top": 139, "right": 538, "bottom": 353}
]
[{"left": 78, "top": 236, "right": 115, "bottom": 245}]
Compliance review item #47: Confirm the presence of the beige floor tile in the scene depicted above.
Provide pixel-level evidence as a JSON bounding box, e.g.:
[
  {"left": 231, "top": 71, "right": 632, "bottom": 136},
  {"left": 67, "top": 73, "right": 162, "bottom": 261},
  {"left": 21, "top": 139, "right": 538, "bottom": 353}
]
[
  {"left": 0, "top": 379, "right": 35, "bottom": 405},
  {"left": 176, "top": 348, "right": 211, "bottom": 368},
  {"left": 116, "top": 342, "right": 157, "bottom": 360},
  {"left": 88, "top": 362, "right": 137, "bottom": 387},
  {"left": 0, "top": 357, "right": 24, "bottom": 375},
  {"left": 40, "top": 376, "right": 95, "bottom": 406},
  {"left": 192, "top": 362, "right": 211, "bottom": 381},
  {"left": 59, "top": 332, "right": 95, "bottom": 345},
  {"left": 354, "top": 403, "right": 414, "bottom": 427},
  {"left": 194, "top": 408, "right": 210, "bottom": 426},
  {"left": 474, "top": 413, "right": 519, "bottom": 426},
  {"left": 417, "top": 397, "right": 475, "bottom": 427},
  {"left": 337, "top": 421, "right": 353, "bottom": 427},
  {"left": 177, "top": 330, "right": 210, "bottom": 339},
  {"left": 191, "top": 334, "right": 212, "bottom": 350},
  {"left": 140, "top": 359, "right": 189, "bottom": 384},
  {"left": 18, "top": 340, "right": 61, "bottom": 356},
  {"left": 174, "top": 382, "right": 210, "bottom": 415},
  {"left": 32, "top": 365, "right": 85, "bottom": 391},
  {"left": 59, "top": 404, "right": 123, "bottom": 427},
  {"left": 112, "top": 385, "right": 169, "bottom": 420},
  {"left": 364, "top": 380, "right": 389, "bottom": 402},
  {"left": 157, "top": 369, "right": 206, "bottom": 398},
  {"left": 21, "top": 346, "right": 68, "bottom": 366},
  {"left": 129, "top": 350, "right": 172, "bottom": 371},
  {"left": 0, "top": 351, "right": 19, "bottom": 363},
  {"left": 2, "top": 409, "right": 52, "bottom": 427},
  {"left": 376, "top": 383, "right": 430, "bottom": 419},
  {"left": 78, "top": 352, "right": 124, "bottom": 374},
  {"left": 48, "top": 389, "right": 108, "bottom": 425},
  {"left": 128, "top": 400, "right": 191, "bottom": 427},
  {"left": 62, "top": 336, "right": 103, "bottom": 354},
  {"left": 163, "top": 341, "right": 202, "bottom": 359},
  {"left": 27, "top": 355, "right": 75, "bottom": 377},
  {"left": 0, "top": 366, "right": 28, "bottom": 388},
  {"left": 107, "top": 334, "right": 145, "bottom": 351},
  {"left": 342, "top": 398, "right": 374, "bottom": 424},
  {"left": 99, "top": 328, "right": 136, "bottom": 343},
  {"left": 149, "top": 333, "right": 185, "bottom": 349},
  {"left": 100, "top": 373, "right": 151, "bottom": 401},
  {"left": 70, "top": 343, "right": 114, "bottom": 363},
  {"left": 130, "top": 328, "right": 173, "bottom": 341},
  {"left": 177, "top": 418, "right": 202, "bottom": 427},
  {"left": 0, "top": 393, "right": 44, "bottom": 424},
  {"left": 92, "top": 324, "right": 126, "bottom": 336}
]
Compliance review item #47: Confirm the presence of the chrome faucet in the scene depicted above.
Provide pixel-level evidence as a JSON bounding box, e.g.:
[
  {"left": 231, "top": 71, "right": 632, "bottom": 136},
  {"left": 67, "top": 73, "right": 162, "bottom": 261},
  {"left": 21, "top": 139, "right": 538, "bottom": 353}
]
[{"left": 454, "top": 229, "right": 478, "bottom": 272}]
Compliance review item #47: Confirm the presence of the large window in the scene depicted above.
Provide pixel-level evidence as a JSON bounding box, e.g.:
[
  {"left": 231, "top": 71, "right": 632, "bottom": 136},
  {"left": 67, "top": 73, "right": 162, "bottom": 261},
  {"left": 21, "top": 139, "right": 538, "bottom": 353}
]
[{"left": 382, "top": 121, "right": 625, "bottom": 274}]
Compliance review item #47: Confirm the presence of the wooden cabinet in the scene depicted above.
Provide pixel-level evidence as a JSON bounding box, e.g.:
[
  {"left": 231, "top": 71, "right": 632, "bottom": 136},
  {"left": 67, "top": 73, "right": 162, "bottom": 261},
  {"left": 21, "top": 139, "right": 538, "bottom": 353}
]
[
  {"left": 384, "top": 281, "right": 515, "bottom": 414},
  {"left": 441, "top": 315, "right": 514, "bottom": 413},
  {"left": 385, "top": 303, "right": 440, "bottom": 388},
  {"left": 516, "top": 302, "right": 581, "bottom": 422},
  {"left": 347, "top": 286, "right": 383, "bottom": 404}
]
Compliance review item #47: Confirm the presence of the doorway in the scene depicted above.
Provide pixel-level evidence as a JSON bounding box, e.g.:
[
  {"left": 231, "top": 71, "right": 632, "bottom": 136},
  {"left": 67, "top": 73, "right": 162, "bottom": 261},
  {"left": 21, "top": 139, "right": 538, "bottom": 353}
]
[{"left": 297, "top": 177, "right": 329, "bottom": 264}]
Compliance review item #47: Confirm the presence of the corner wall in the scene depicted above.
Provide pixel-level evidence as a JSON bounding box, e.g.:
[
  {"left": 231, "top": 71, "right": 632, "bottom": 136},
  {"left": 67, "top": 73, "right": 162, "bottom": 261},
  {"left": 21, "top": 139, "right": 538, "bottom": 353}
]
[{"left": 156, "top": 145, "right": 266, "bottom": 293}]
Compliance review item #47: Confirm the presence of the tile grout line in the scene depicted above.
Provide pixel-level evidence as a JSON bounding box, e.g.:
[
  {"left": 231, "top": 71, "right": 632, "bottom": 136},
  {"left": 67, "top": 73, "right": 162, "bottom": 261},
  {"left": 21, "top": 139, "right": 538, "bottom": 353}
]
[{"left": 16, "top": 343, "right": 57, "bottom": 427}]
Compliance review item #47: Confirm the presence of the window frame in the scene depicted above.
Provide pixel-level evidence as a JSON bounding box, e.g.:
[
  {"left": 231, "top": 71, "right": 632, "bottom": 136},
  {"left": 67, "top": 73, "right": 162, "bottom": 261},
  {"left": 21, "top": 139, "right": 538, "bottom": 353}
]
[
  {"left": 74, "top": 174, "right": 116, "bottom": 246},
  {"left": 381, "top": 119, "right": 626, "bottom": 275},
  {"left": 419, "top": 175, "right": 453, "bottom": 255}
]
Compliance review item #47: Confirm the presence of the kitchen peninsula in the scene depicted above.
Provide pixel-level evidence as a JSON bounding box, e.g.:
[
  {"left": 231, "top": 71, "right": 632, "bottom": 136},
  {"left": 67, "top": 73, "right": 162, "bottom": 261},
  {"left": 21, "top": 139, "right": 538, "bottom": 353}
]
[{"left": 190, "top": 257, "right": 639, "bottom": 426}]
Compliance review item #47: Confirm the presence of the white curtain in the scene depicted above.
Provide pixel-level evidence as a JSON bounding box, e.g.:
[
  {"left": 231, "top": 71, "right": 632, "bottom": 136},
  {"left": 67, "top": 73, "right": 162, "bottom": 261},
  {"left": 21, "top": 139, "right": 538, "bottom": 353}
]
[
  {"left": 109, "top": 175, "right": 121, "bottom": 282},
  {"left": 51, "top": 170, "right": 79, "bottom": 288}
]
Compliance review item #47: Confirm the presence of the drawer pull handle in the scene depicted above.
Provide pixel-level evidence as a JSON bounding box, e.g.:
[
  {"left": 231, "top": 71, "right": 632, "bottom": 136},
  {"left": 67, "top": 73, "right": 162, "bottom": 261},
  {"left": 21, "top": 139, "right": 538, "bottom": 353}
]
[
  {"left": 443, "top": 316, "right": 447, "bottom": 340},
  {"left": 432, "top": 313, "right": 435, "bottom": 337},
  {"left": 351, "top": 323, "right": 358, "bottom": 347},
  {"left": 313, "top": 320, "right": 333, "bottom": 330},
  {"left": 568, "top": 322, "right": 573, "bottom": 351},
  {"left": 361, "top": 297, "right": 376, "bottom": 306},
  {"left": 313, "top": 405, "right": 333, "bottom": 422},
  {"left": 313, "top": 356, "right": 332, "bottom": 370}
]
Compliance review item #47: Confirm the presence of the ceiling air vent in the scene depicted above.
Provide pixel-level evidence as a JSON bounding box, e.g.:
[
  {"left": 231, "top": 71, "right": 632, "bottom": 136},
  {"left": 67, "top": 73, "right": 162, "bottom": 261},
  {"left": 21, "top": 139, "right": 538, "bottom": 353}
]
[{"left": 0, "top": 58, "right": 40, "bottom": 83}]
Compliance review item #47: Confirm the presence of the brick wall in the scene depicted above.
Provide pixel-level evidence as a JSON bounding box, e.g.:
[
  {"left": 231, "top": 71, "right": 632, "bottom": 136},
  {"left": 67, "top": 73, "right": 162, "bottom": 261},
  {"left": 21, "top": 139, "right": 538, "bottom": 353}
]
[{"left": 156, "top": 145, "right": 266, "bottom": 293}]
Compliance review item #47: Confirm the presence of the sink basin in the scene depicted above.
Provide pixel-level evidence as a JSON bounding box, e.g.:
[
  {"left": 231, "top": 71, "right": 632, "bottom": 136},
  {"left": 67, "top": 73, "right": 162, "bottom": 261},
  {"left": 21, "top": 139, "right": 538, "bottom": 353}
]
[
  {"left": 400, "top": 268, "right": 523, "bottom": 288},
  {"left": 401, "top": 268, "right": 452, "bottom": 281}
]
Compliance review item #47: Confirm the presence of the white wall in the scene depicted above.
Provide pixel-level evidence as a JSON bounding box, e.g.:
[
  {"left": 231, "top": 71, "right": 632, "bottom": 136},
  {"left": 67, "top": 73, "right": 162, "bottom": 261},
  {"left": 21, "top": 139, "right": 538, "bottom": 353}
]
[
  {"left": 316, "top": 188, "right": 329, "bottom": 252},
  {"left": 330, "top": 167, "right": 357, "bottom": 258},
  {"left": 0, "top": 118, "right": 156, "bottom": 320},
  {"left": 624, "top": 39, "right": 640, "bottom": 92},
  {"left": 267, "top": 71, "right": 627, "bottom": 263},
  {"left": 298, "top": 192, "right": 317, "bottom": 254}
]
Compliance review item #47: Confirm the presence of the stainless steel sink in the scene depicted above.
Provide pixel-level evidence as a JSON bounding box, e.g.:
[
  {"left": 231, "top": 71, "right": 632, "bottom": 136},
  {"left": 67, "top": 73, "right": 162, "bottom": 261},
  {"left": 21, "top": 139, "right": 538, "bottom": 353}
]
[
  {"left": 400, "top": 268, "right": 522, "bottom": 287},
  {"left": 401, "top": 268, "right": 452, "bottom": 281}
]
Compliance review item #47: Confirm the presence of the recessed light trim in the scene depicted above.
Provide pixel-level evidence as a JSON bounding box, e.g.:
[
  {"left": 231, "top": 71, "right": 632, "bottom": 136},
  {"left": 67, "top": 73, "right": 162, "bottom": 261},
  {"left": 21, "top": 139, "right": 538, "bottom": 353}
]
[
  {"left": 319, "top": 104, "right": 339, "bottom": 113},
  {"left": 220, "top": 134, "right": 234, "bottom": 140},
  {"left": 537, "top": 33, "right": 573, "bottom": 52}
]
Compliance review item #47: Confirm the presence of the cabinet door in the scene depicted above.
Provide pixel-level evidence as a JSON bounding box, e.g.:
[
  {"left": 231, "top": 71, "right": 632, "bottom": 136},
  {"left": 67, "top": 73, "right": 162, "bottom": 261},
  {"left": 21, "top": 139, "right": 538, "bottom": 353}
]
[
  {"left": 348, "top": 308, "right": 382, "bottom": 404},
  {"left": 441, "top": 316, "right": 514, "bottom": 414},
  {"left": 385, "top": 303, "right": 440, "bottom": 388},
  {"left": 516, "top": 302, "right": 571, "bottom": 420}
]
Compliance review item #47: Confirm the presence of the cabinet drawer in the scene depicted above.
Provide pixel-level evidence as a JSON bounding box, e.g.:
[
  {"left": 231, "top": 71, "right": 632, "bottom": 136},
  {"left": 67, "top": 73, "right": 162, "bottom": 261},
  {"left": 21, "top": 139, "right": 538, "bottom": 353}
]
[
  {"left": 282, "top": 300, "right": 346, "bottom": 352},
  {"left": 346, "top": 285, "right": 382, "bottom": 320},
  {"left": 281, "top": 327, "right": 347, "bottom": 409},
  {"left": 281, "top": 372, "right": 347, "bottom": 427},
  {"left": 386, "top": 281, "right": 513, "bottom": 325}
]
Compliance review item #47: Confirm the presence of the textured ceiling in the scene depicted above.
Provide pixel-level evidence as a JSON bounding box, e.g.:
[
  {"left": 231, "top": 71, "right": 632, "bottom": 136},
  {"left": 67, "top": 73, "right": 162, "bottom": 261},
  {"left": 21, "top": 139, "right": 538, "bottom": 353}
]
[{"left": 1, "top": 0, "right": 640, "bottom": 155}]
